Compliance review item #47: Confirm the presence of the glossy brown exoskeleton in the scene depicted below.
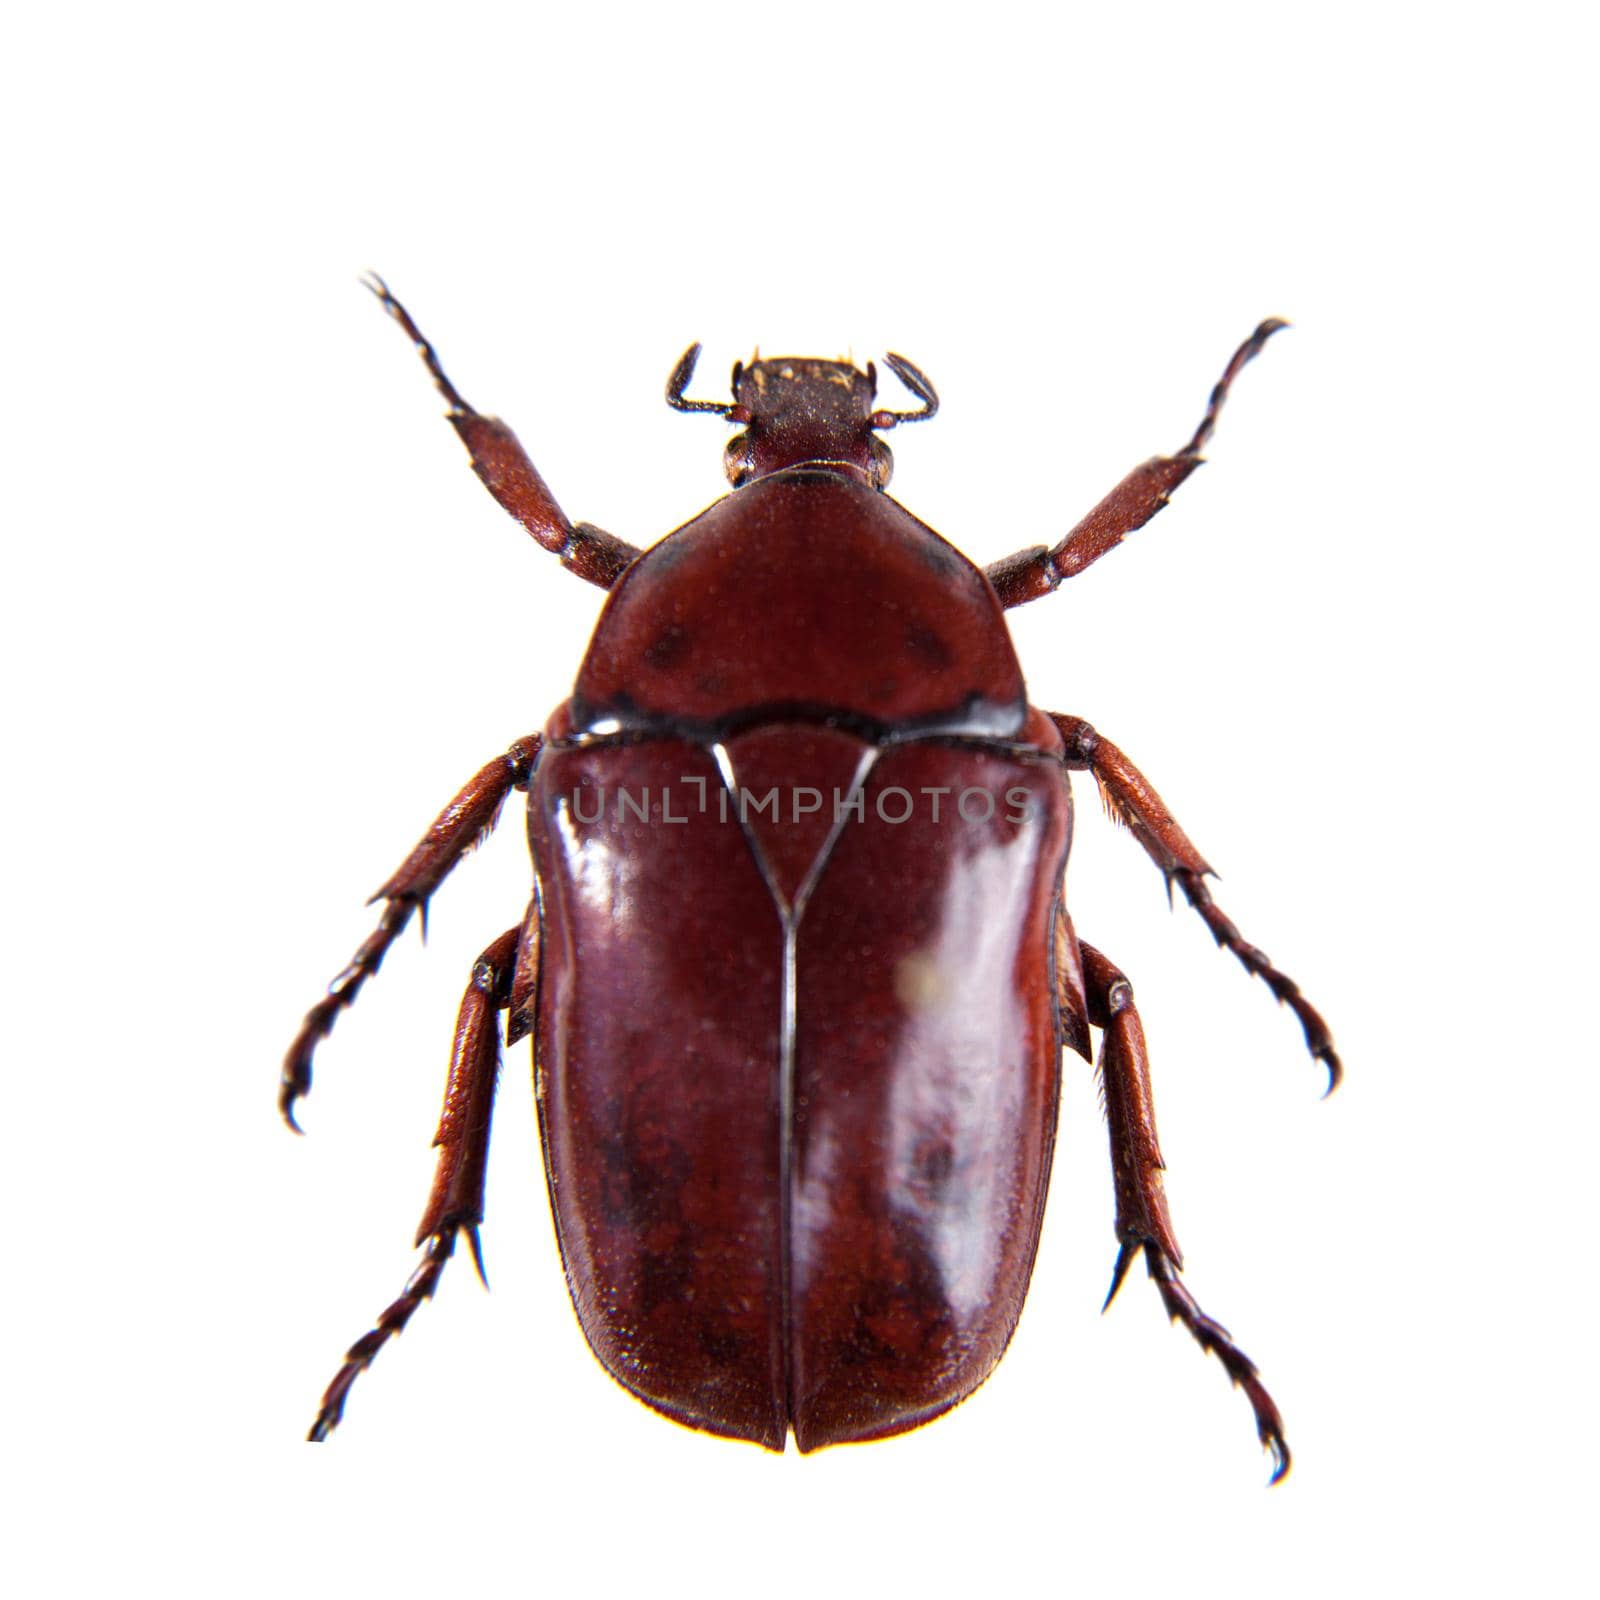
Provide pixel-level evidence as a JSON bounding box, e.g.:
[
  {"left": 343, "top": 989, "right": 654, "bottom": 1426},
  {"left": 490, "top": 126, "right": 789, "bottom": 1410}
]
[{"left": 284, "top": 281, "right": 1338, "bottom": 1480}]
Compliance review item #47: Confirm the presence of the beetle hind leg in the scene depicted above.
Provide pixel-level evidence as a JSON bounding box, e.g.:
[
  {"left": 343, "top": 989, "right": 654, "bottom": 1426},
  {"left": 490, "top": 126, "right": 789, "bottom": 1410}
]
[
  {"left": 1078, "top": 938, "right": 1290, "bottom": 1484},
  {"left": 308, "top": 923, "right": 524, "bottom": 1442}
]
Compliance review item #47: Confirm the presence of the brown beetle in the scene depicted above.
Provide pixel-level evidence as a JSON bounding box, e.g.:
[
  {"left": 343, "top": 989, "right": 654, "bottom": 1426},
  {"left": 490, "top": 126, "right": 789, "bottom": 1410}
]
[{"left": 285, "top": 282, "right": 1336, "bottom": 1480}]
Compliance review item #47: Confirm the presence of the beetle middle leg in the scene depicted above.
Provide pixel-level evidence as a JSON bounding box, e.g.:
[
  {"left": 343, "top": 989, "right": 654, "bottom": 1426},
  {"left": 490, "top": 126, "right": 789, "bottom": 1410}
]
[
  {"left": 308, "top": 922, "right": 526, "bottom": 1441},
  {"left": 280, "top": 734, "right": 542, "bottom": 1127},
  {"left": 363, "top": 275, "right": 641, "bottom": 589},
  {"left": 1076, "top": 938, "right": 1290, "bottom": 1483},
  {"left": 985, "top": 319, "right": 1286, "bottom": 608},
  {"left": 1052, "top": 712, "right": 1340, "bottom": 1093}
]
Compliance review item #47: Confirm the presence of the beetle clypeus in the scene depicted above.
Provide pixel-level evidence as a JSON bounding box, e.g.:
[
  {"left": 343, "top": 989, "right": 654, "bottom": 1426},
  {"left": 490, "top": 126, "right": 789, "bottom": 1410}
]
[{"left": 284, "top": 279, "right": 1338, "bottom": 1481}]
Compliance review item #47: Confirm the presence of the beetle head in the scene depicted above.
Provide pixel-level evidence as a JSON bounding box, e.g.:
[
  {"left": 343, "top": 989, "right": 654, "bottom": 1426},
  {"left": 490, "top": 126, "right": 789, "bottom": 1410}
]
[{"left": 666, "top": 347, "right": 939, "bottom": 489}]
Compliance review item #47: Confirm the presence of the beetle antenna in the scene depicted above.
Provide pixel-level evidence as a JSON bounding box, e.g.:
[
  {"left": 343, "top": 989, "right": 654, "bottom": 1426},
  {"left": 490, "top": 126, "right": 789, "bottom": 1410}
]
[
  {"left": 872, "top": 352, "right": 940, "bottom": 428},
  {"left": 666, "top": 343, "right": 736, "bottom": 416}
]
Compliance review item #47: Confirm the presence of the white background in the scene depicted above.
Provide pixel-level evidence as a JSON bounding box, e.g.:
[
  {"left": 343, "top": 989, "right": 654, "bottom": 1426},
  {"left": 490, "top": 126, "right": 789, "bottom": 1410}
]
[{"left": 5, "top": 3, "right": 1594, "bottom": 1594}]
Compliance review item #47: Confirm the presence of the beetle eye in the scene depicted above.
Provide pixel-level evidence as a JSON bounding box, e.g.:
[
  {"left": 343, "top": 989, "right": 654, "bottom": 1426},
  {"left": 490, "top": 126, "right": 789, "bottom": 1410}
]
[{"left": 724, "top": 434, "right": 753, "bottom": 486}]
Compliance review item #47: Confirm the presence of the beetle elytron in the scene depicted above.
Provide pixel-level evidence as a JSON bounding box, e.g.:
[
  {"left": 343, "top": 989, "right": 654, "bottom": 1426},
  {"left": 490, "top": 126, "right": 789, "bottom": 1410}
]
[{"left": 284, "top": 279, "right": 1337, "bottom": 1481}]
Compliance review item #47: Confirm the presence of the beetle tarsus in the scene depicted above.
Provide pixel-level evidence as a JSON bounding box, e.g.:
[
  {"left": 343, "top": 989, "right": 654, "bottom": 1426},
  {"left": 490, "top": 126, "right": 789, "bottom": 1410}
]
[
  {"left": 1142, "top": 1243, "right": 1291, "bottom": 1486},
  {"left": 361, "top": 271, "right": 474, "bottom": 418},
  {"left": 280, "top": 896, "right": 416, "bottom": 1128},
  {"left": 1180, "top": 317, "right": 1290, "bottom": 460},
  {"left": 1172, "top": 866, "right": 1342, "bottom": 1094},
  {"left": 308, "top": 1225, "right": 459, "bottom": 1442}
]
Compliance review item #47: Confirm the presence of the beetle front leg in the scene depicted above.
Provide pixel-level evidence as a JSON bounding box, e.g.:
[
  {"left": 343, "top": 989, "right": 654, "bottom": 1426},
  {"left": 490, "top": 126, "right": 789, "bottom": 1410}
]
[
  {"left": 364, "top": 275, "right": 641, "bottom": 589},
  {"left": 1052, "top": 712, "right": 1340, "bottom": 1093},
  {"left": 280, "top": 734, "right": 542, "bottom": 1128},
  {"left": 985, "top": 320, "right": 1285, "bottom": 608},
  {"left": 1077, "top": 939, "right": 1290, "bottom": 1484},
  {"left": 309, "top": 923, "right": 524, "bottom": 1441}
]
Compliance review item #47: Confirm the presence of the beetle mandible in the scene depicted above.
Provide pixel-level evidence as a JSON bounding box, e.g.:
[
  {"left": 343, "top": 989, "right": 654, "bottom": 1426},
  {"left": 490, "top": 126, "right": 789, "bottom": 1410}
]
[{"left": 284, "top": 278, "right": 1338, "bottom": 1481}]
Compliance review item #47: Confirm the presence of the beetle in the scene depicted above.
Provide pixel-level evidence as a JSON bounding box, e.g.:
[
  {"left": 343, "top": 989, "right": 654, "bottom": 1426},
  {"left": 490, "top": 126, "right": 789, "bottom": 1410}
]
[{"left": 284, "top": 278, "right": 1338, "bottom": 1480}]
